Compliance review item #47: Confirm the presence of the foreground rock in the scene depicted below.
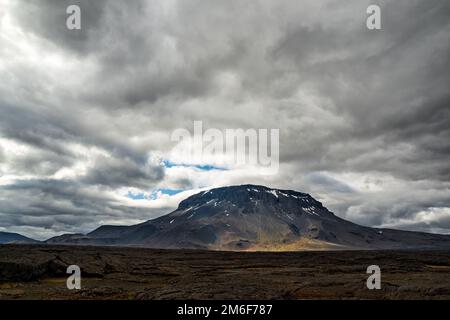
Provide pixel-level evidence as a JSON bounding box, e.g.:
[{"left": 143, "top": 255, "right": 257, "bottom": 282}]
[{"left": 1, "top": 244, "right": 450, "bottom": 299}]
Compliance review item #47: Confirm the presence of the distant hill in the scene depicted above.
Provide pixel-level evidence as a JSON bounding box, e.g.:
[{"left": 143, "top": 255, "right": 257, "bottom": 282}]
[
  {"left": 45, "top": 184, "right": 450, "bottom": 251},
  {"left": 0, "top": 231, "right": 39, "bottom": 244}
]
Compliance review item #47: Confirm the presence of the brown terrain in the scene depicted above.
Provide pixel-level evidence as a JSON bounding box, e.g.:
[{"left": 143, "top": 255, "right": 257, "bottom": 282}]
[{"left": 1, "top": 244, "right": 450, "bottom": 300}]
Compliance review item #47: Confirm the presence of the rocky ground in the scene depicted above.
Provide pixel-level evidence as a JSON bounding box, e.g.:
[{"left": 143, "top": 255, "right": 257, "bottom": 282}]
[{"left": 1, "top": 244, "right": 450, "bottom": 299}]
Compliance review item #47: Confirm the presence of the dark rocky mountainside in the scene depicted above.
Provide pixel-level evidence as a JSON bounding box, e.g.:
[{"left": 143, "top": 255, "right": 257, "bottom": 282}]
[
  {"left": 46, "top": 184, "right": 450, "bottom": 250},
  {"left": 0, "top": 232, "right": 39, "bottom": 244}
]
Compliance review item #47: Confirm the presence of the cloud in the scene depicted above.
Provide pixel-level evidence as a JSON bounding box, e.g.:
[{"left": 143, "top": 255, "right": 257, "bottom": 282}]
[
  {"left": 80, "top": 155, "right": 165, "bottom": 189},
  {"left": 0, "top": 0, "right": 449, "bottom": 239}
]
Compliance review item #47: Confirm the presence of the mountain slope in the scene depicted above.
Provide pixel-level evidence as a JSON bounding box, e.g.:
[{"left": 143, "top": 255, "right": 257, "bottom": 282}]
[
  {"left": 46, "top": 185, "right": 450, "bottom": 250},
  {"left": 0, "top": 232, "right": 39, "bottom": 244}
]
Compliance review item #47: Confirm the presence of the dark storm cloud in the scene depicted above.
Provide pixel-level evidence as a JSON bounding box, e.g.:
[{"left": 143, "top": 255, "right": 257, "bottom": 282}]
[
  {"left": 0, "top": 100, "right": 166, "bottom": 184},
  {"left": 303, "top": 172, "right": 354, "bottom": 194},
  {"left": 81, "top": 156, "right": 164, "bottom": 189},
  {"left": 268, "top": 0, "right": 450, "bottom": 179},
  {"left": 0, "top": 178, "right": 170, "bottom": 239},
  {"left": 0, "top": 103, "right": 78, "bottom": 157},
  {"left": 0, "top": 145, "right": 4, "bottom": 163},
  {"left": 10, "top": 0, "right": 219, "bottom": 105},
  {"left": 0, "top": 0, "right": 449, "bottom": 238},
  {"left": 12, "top": 151, "right": 73, "bottom": 176},
  {"left": 11, "top": 0, "right": 109, "bottom": 54}
]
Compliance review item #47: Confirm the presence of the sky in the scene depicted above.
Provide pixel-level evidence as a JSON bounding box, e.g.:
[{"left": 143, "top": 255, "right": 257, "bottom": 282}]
[{"left": 0, "top": 0, "right": 449, "bottom": 240}]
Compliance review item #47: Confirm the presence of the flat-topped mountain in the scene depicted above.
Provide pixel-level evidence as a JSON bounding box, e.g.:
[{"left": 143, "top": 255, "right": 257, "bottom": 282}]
[{"left": 46, "top": 184, "right": 450, "bottom": 251}]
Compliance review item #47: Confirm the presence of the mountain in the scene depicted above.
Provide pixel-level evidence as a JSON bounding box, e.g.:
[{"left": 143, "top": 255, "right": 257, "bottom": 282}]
[
  {"left": 0, "top": 231, "right": 39, "bottom": 244},
  {"left": 46, "top": 184, "right": 450, "bottom": 250}
]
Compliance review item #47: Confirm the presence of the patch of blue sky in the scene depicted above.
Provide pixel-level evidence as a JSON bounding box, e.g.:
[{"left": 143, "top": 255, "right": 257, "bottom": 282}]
[
  {"left": 161, "top": 159, "right": 227, "bottom": 171},
  {"left": 149, "top": 188, "right": 184, "bottom": 200},
  {"left": 127, "top": 191, "right": 147, "bottom": 200},
  {"left": 127, "top": 188, "right": 184, "bottom": 200}
]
